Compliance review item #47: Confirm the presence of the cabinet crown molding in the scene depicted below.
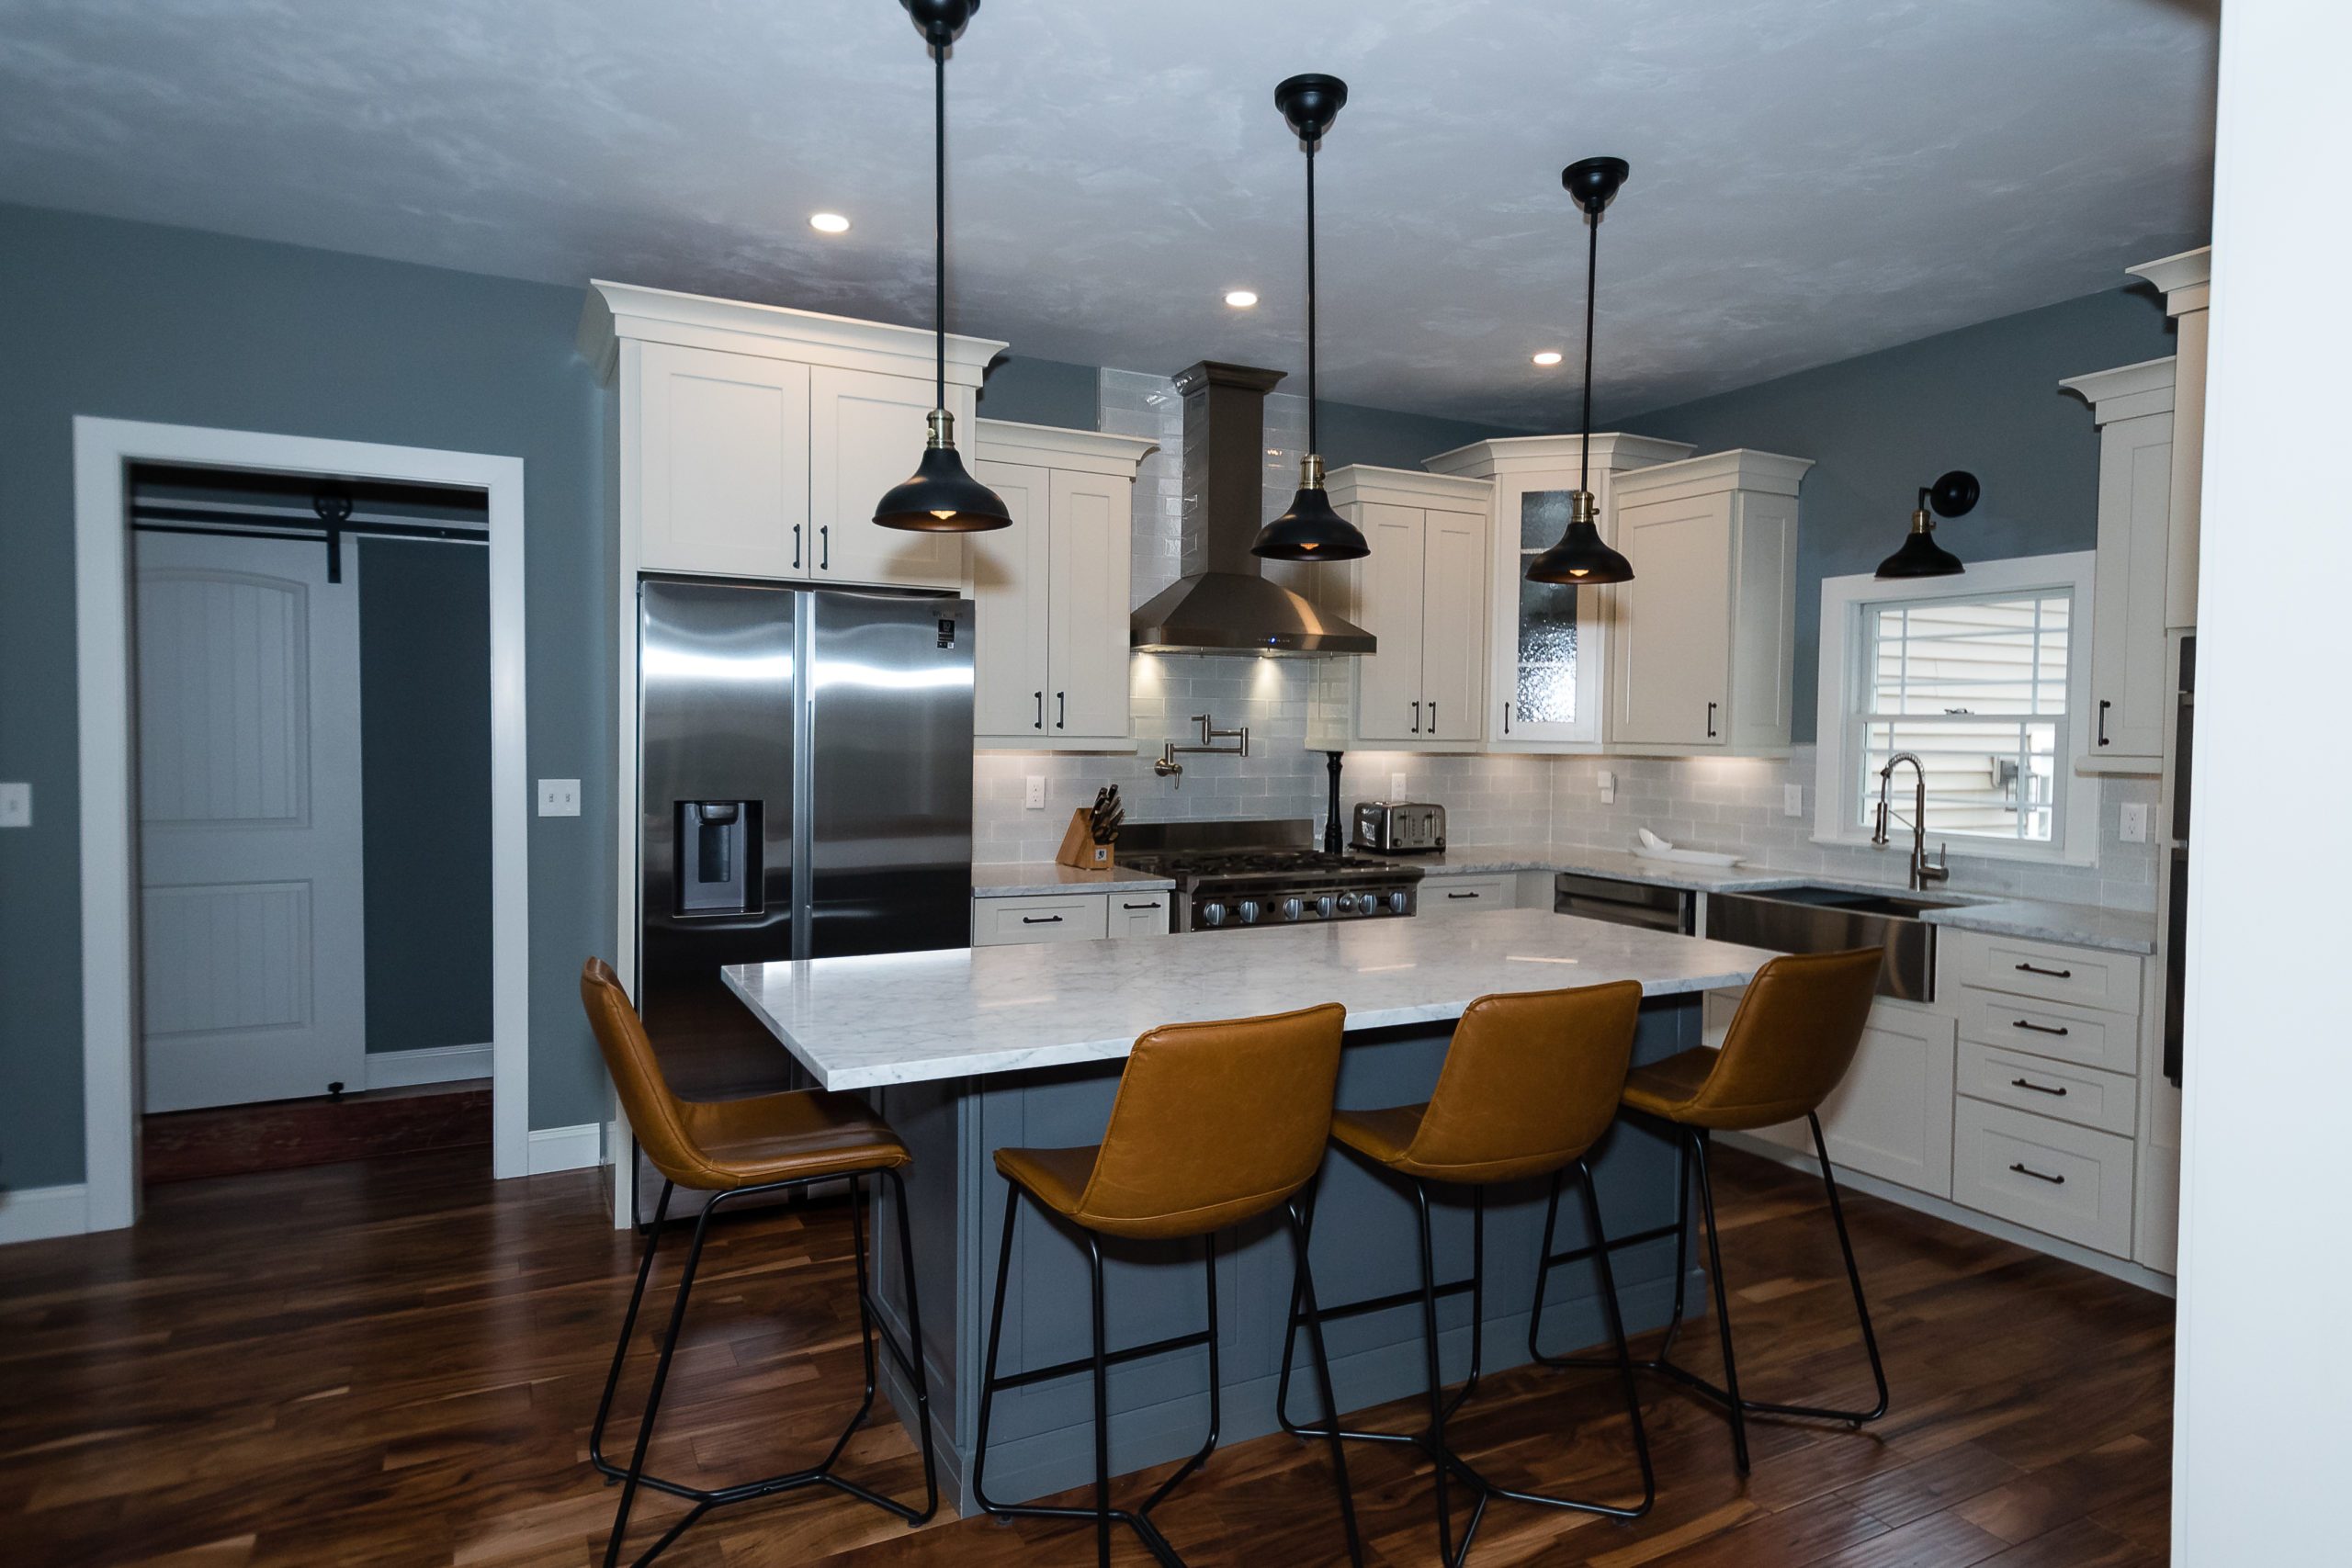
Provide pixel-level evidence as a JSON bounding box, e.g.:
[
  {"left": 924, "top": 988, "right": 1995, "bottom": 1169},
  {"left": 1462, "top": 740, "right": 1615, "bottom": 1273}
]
[
  {"left": 578, "top": 278, "right": 1007, "bottom": 388},
  {"left": 1613, "top": 446, "right": 1815, "bottom": 502},
  {"left": 974, "top": 418, "right": 1158, "bottom": 475},
  {"left": 1326, "top": 464, "right": 1493, "bottom": 507},
  {"left": 2060, "top": 356, "right": 2177, "bottom": 423},
  {"left": 2124, "top": 246, "right": 2211, "bottom": 316},
  {"left": 1423, "top": 431, "right": 1694, "bottom": 479}
]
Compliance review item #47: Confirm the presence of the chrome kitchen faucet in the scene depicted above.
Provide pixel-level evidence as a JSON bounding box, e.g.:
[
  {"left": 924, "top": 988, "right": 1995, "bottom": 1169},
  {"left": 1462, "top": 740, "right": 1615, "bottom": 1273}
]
[
  {"left": 1872, "top": 751, "right": 1951, "bottom": 890},
  {"left": 1154, "top": 713, "right": 1249, "bottom": 789}
]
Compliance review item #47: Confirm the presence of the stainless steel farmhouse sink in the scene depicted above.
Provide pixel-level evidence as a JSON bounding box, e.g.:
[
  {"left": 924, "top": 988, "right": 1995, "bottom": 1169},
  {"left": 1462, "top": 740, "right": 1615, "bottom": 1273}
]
[{"left": 1704, "top": 885, "right": 1987, "bottom": 1003}]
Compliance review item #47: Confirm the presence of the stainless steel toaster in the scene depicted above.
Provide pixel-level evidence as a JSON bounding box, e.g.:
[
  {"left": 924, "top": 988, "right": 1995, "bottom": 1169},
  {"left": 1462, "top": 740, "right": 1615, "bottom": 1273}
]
[{"left": 1352, "top": 801, "right": 1446, "bottom": 854}]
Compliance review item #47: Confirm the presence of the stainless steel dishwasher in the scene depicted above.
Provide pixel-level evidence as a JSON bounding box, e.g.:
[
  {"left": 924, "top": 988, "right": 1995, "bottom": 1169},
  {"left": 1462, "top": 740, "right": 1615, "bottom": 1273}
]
[{"left": 1554, "top": 871, "right": 1695, "bottom": 934}]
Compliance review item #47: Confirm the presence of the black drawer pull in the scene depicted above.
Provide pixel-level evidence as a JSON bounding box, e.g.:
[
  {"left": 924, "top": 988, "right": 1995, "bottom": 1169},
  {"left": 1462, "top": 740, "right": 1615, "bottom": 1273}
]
[
  {"left": 2010, "top": 1077, "right": 2069, "bottom": 1097},
  {"left": 1447, "top": 891, "right": 1481, "bottom": 899},
  {"left": 2014, "top": 962, "right": 2074, "bottom": 978},
  {"left": 1122, "top": 902, "right": 1160, "bottom": 910},
  {"left": 2011, "top": 1019, "right": 2070, "bottom": 1037},
  {"left": 2008, "top": 1161, "right": 2065, "bottom": 1185},
  {"left": 1021, "top": 915, "right": 1063, "bottom": 925}
]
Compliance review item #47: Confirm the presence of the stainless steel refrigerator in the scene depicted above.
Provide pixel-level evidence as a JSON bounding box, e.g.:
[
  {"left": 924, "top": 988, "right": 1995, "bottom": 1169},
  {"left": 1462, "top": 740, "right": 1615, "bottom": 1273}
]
[{"left": 637, "top": 578, "right": 973, "bottom": 1103}]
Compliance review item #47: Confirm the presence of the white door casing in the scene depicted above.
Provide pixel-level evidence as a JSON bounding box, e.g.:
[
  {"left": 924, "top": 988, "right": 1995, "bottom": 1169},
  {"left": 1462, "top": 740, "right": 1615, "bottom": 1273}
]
[{"left": 135, "top": 533, "right": 368, "bottom": 1111}]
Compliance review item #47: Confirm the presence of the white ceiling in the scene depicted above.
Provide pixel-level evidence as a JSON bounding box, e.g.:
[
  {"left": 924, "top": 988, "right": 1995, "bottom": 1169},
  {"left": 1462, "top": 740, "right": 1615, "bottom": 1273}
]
[{"left": 0, "top": 0, "right": 2216, "bottom": 426}]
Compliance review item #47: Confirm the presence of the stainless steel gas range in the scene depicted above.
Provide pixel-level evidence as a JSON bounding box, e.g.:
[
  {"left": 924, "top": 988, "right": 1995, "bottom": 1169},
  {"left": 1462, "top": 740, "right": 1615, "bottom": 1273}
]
[{"left": 1116, "top": 819, "right": 1423, "bottom": 934}]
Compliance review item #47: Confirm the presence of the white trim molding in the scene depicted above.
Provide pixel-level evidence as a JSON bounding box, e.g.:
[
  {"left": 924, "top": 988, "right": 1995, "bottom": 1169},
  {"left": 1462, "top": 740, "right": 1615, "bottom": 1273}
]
[
  {"left": 527, "top": 1122, "right": 604, "bottom": 1175},
  {"left": 0, "top": 1185, "right": 92, "bottom": 1246},
  {"left": 1813, "top": 551, "right": 2101, "bottom": 867},
  {"left": 364, "top": 1043, "right": 494, "bottom": 1091},
  {"left": 74, "top": 417, "right": 533, "bottom": 1234}
]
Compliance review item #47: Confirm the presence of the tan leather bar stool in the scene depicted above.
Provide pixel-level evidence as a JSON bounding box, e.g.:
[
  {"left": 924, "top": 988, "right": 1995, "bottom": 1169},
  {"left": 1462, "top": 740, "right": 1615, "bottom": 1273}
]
[
  {"left": 1275, "top": 982, "right": 1652, "bottom": 1567},
  {"left": 578, "top": 959, "right": 937, "bottom": 1568},
  {"left": 1613, "top": 947, "right": 1888, "bottom": 1473},
  {"left": 971, "top": 1003, "right": 1363, "bottom": 1568}
]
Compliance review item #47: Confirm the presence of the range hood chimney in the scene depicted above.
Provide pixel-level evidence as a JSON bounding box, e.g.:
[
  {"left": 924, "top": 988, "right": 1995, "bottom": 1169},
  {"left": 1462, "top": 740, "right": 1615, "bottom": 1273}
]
[{"left": 1128, "top": 360, "right": 1375, "bottom": 656}]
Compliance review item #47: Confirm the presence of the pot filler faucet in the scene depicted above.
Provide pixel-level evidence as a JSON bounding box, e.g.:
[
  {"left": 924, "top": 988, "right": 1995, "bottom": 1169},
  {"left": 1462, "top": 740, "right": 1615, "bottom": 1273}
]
[
  {"left": 1872, "top": 751, "right": 1951, "bottom": 890},
  {"left": 1154, "top": 713, "right": 1249, "bottom": 789}
]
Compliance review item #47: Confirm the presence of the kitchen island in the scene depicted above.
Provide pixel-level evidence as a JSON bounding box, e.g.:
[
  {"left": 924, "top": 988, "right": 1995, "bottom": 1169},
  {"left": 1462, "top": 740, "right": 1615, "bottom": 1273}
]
[{"left": 723, "top": 908, "right": 1780, "bottom": 1513}]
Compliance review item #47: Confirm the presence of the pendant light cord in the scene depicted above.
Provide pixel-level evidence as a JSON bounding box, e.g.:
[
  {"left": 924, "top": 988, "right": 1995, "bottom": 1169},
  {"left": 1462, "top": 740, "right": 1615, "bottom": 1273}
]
[
  {"left": 1306, "top": 136, "right": 1318, "bottom": 460},
  {"left": 934, "top": 43, "right": 947, "bottom": 415},
  {"left": 1579, "top": 207, "right": 1599, "bottom": 496}
]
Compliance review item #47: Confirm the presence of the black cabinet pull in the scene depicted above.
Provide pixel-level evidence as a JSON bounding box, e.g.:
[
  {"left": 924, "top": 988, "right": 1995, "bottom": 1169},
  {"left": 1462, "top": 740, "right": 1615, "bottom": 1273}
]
[
  {"left": 1429, "top": 702, "right": 1438, "bottom": 732},
  {"left": 793, "top": 524, "right": 803, "bottom": 570},
  {"left": 2010, "top": 1077, "right": 2069, "bottom": 1097},
  {"left": 1021, "top": 915, "right": 1063, "bottom": 925},
  {"left": 1410, "top": 700, "right": 1421, "bottom": 735},
  {"left": 1447, "top": 891, "right": 1479, "bottom": 899},
  {"left": 1034, "top": 691, "right": 1044, "bottom": 729},
  {"left": 2011, "top": 1019, "right": 2070, "bottom": 1037},
  {"left": 1502, "top": 702, "right": 1511, "bottom": 736},
  {"left": 819, "top": 524, "right": 831, "bottom": 570},
  {"left": 2097, "top": 698, "right": 2110, "bottom": 747},
  {"left": 1057, "top": 691, "right": 1066, "bottom": 729},
  {"left": 2008, "top": 1161, "right": 2065, "bottom": 1185},
  {"left": 2014, "top": 962, "right": 2074, "bottom": 979},
  {"left": 1706, "top": 700, "right": 1718, "bottom": 739},
  {"left": 1122, "top": 901, "right": 1160, "bottom": 910}
]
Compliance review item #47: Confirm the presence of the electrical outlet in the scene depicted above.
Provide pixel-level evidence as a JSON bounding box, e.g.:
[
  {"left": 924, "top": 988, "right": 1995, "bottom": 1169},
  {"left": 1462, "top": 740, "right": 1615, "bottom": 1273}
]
[
  {"left": 1390, "top": 773, "right": 1408, "bottom": 798},
  {"left": 2119, "top": 802, "right": 2148, "bottom": 843},
  {"left": 1784, "top": 784, "right": 1805, "bottom": 818},
  {"left": 1024, "top": 775, "right": 1046, "bottom": 810},
  {"left": 537, "top": 778, "right": 581, "bottom": 818},
  {"left": 0, "top": 782, "right": 28, "bottom": 828}
]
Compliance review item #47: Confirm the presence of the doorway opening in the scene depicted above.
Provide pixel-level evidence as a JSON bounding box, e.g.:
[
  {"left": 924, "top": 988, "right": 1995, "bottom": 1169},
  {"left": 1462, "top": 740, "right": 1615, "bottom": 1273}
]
[{"left": 130, "top": 463, "right": 495, "bottom": 1184}]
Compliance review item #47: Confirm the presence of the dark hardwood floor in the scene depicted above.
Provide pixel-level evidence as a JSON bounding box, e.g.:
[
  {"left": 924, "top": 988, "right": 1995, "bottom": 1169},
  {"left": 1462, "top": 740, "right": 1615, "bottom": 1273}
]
[{"left": 0, "top": 1144, "right": 2172, "bottom": 1567}]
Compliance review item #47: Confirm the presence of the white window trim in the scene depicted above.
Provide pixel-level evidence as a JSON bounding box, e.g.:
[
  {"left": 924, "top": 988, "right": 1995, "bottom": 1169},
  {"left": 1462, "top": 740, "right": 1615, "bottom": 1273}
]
[{"left": 1814, "top": 551, "right": 2101, "bottom": 867}]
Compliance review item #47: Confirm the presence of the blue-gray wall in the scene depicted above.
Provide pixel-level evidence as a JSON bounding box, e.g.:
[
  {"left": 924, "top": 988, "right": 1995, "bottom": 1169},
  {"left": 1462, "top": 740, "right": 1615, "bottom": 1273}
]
[
  {"left": 358, "top": 537, "right": 492, "bottom": 1056},
  {"left": 1623, "top": 286, "right": 2178, "bottom": 741},
  {"left": 0, "top": 202, "right": 612, "bottom": 1191},
  {"left": 978, "top": 352, "right": 1533, "bottom": 469}
]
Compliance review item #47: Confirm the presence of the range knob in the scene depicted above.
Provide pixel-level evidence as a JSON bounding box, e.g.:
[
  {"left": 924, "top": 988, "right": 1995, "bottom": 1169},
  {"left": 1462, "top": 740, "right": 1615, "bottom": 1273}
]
[
  {"left": 1199, "top": 901, "right": 1226, "bottom": 928},
  {"left": 1387, "top": 891, "right": 1412, "bottom": 914},
  {"left": 1336, "top": 892, "right": 1358, "bottom": 913},
  {"left": 1315, "top": 895, "right": 1337, "bottom": 919},
  {"left": 1238, "top": 900, "right": 1261, "bottom": 924},
  {"left": 1281, "top": 897, "right": 1304, "bottom": 921}
]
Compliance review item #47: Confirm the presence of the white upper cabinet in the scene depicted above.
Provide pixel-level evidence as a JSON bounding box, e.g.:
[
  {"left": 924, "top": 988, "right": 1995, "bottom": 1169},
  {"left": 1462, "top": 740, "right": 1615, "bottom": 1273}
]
[
  {"left": 2061, "top": 357, "right": 2176, "bottom": 771},
  {"left": 1423, "top": 434, "right": 1693, "bottom": 750},
  {"left": 971, "top": 420, "right": 1157, "bottom": 749},
  {"left": 581, "top": 279, "right": 1003, "bottom": 592},
  {"left": 2125, "top": 248, "right": 2210, "bottom": 629},
  {"left": 1310, "top": 468, "right": 1491, "bottom": 748},
  {"left": 1608, "top": 449, "right": 1811, "bottom": 752}
]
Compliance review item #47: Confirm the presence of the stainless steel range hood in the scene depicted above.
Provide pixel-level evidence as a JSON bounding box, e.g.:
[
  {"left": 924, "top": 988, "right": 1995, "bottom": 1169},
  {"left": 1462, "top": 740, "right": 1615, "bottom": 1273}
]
[{"left": 1129, "top": 360, "right": 1375, "bottom": 656}]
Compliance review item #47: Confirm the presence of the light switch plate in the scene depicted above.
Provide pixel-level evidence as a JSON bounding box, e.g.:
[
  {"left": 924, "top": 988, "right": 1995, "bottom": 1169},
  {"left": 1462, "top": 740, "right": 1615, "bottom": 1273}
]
[
  {"left": 1024, "top": 775, "right": 1046, "bottom": 810},
  {"left": 537, "top": 778, "right": 581, "bottom": 818},
  {"left": 2119, "top": 802, "right": 2148, "bottom": 843},
  {"left": 1390, "top": 773, "right": 1408, "bottom": 798},
  {"left": 1784, "top": 784, "right": 1805, "bottom": 818},
  {"left": 0, "top": 782, "right": 28, "bottom": 828},
  {"left": 1597, "top": 770, "right": 1616, "bottom": 805}
]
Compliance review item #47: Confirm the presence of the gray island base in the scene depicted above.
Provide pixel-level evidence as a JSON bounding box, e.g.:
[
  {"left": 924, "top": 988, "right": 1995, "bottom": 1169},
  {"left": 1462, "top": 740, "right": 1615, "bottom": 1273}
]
[{"left": 722, "top": 909, "right": 1778, "bottom": 1516}]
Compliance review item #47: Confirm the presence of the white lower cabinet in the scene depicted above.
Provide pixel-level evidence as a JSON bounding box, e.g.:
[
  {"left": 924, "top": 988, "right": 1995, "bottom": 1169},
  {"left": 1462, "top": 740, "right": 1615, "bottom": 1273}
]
[
  {"left": 1107, "top": 892, "right": 1172, "bottom": 938},
  {"left": 1952, "top": 1099, "right": 2136, "bottom": 1258},
  {"left": 1956, "top": 1043, "right": 2138, "bottom": 1138},
  {"left": 971, "top": 889, "right": 1171, "bottom": 946},
  {"left": 1752, "top": 998, "right": 1955, "bottom": 1196},
  {"left": 1418, "top": 876, "right": 1517, "bottom": 916}
]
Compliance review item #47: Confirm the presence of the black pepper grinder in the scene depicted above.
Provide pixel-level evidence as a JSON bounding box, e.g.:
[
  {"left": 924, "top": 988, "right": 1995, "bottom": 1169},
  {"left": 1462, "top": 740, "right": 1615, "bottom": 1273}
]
[{"left": 1324, "top": 750, "right": 1344, "bottom": 854}]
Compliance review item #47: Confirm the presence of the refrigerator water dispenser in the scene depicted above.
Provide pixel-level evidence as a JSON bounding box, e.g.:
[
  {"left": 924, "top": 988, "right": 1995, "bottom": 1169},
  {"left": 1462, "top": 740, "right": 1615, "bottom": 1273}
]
[{"left": 675, "top": 800, "right": 763, "bottom": 915}]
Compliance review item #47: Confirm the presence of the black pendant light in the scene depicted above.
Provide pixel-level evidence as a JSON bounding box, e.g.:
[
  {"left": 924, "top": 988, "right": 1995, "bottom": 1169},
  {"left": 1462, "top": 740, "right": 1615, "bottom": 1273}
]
[
  {"left": 1874, "top": 470, "right": 1979, "bottom": 579},
  {"left": 1251, "top": 73, "right": 1369, "bottom": 562},
  {"left": 1527, "top": 156, "right": 1636, "bottom": 585},
  {"left": 874, "top": 0, "right": 1011, "bottom": 533}
]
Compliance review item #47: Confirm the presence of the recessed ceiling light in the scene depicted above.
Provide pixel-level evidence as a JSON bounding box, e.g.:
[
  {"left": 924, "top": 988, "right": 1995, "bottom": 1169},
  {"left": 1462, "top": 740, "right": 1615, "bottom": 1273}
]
[
  {"left": 1532, "top": 350, "right": 1564, "bottom": 367},
  {"left": 1225, "top": 289, "right": 1259, "bottom": 308},
  {"left": 809, "top": 212, "right": 851, "bottom": 234}
]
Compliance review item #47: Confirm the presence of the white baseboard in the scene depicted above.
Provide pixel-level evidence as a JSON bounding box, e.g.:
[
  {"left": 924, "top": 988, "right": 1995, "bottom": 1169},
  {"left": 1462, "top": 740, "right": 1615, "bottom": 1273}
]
[
  {"left": 1718, "top": 1131, "right": 2178, "bottom": 1298},
  {"left": 364, "top": 1043, "right": 493, "bottom": 1090},
  {"left": 526, "top": 1122, "right": 604, "bottom": 1175},
  {"left": 0, "top": 1184, "right": 91, "bottom": 1245}
]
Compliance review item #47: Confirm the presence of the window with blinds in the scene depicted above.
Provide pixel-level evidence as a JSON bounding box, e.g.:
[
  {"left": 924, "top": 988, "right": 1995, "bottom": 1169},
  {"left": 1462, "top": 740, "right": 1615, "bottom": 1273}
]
[{"left": 1857, "top": 592, "right": 2071, "bottom": 843}]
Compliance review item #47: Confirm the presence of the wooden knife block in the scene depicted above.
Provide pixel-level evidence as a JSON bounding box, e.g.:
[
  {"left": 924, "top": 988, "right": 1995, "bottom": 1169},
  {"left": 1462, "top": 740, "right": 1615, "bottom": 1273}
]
[{"left": 1055, "top": 808, "right": 1114, "bottom": 870}]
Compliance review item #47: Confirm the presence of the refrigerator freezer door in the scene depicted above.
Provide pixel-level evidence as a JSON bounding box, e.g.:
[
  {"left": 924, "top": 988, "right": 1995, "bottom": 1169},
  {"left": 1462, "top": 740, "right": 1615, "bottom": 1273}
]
[{"left": 808, "top": 591, "right": 975, "bottom": 957}]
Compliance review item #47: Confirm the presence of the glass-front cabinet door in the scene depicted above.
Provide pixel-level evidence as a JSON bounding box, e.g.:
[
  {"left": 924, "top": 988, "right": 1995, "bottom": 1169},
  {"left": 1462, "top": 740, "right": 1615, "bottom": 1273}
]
[{"left": 1424, "top": 433, "right": 1693, "bottom": 750}]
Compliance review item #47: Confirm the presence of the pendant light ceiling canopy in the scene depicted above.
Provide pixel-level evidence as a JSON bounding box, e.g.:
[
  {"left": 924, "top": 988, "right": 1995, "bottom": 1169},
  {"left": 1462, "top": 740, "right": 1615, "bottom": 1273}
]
[
  {"left": 1251, "top": 73, "right": 1369, "bottom": 563},
  {"left": 874, "top": 0, "right": 1011, "bottom": 534},
  {"left": 1526, "top": 156, "right": 1635, "bottom": 585},
  {"left": 1874, "top": 469, "right": 1980, "bottom": 579}
]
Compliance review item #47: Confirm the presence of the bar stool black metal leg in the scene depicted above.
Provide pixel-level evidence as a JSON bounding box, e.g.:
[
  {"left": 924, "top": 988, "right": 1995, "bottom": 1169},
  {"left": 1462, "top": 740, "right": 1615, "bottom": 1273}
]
[
  {"left": 1288, "top": 1198, "right": 1367, "bottom": 1568},
  {"left": 590, "top": 1179, "right": 676, "bottom": 1480},
  {"left": 1136, "top": 1234, "right": 1221, "bottom": 1519},
  {"left": 1689, "top": 1130, "right": 1752, "bottom": 1473},
  {"left": 1088, "top": 1233, "right": 1114, "bottom": 1568},
  {"left": 970, "top": 1181, "right": 1023, "bottom": 1517},
  {"left": 881, "top": 1167, "right": 942, "bottom": 1519},
  {"left": 1811, "top": 1113, "right": 1891, "bottom": 1425},
  {"left": 1412, "top": 1181, "right": 1487, "bottom": 1567},
  {"left": 1660, "top": 1131, "right": 1694, "bottom": 1363},
  {"left": 604, "top": 1190, "right": 728, "bottom": 1568},
  {"left": 1575, "top": 1158, "right": 1655, "bottom": 1513}
]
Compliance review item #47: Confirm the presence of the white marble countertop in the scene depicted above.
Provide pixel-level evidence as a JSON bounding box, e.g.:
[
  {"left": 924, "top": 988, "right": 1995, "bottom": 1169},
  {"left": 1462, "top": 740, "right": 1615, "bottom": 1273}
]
[
  {"left": 1364, "top": 843, "right": 2157, "bottom": 954},
  {"left": 722, "top": 908, "right": 1779, "bottom": 1090},
  {"left": 971, "top": 863, "right": 1177, "bottom": 898}
]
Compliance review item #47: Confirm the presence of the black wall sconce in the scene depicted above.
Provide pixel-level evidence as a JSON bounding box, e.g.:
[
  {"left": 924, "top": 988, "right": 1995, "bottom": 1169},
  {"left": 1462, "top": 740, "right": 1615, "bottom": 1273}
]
[{"left": 1875, "top": 470, "right": 1980, "bottom": 579}]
